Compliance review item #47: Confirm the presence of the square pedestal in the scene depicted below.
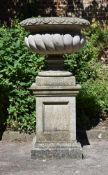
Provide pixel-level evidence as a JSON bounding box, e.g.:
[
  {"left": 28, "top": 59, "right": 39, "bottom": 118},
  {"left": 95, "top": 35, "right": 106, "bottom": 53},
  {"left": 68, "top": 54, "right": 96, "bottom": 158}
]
[{"left": 30, "top": 72, "right": 82, "bottom": 159}]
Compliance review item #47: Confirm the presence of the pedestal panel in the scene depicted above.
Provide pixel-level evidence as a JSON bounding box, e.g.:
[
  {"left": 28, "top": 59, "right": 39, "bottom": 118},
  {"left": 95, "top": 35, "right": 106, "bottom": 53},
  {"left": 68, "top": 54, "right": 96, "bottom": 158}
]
[{"left": 36, "top": 97, "right": 76, "bottom": 142}]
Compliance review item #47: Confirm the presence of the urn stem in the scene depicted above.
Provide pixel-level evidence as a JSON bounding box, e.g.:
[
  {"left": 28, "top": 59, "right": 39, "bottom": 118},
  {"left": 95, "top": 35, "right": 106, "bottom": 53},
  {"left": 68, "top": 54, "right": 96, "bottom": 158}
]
[{"left": 46, "top": 54, "right": 64, "bottom": 71}]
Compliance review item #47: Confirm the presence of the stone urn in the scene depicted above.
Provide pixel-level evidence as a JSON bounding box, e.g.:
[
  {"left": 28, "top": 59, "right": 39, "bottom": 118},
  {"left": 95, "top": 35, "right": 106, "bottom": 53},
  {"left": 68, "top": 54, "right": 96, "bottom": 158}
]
[{"left": 21, "top": 17, "right": 90, "bottom": 159}]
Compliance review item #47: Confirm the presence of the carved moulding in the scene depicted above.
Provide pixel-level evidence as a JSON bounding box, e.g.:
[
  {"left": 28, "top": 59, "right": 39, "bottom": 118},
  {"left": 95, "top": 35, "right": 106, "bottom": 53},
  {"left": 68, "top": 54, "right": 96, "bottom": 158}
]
[
  {"left": 21, "top": 17, "right": 89, "bottom": 55},
  {"left": 25, "top": 33, "right": 85, "bottom": 55}
]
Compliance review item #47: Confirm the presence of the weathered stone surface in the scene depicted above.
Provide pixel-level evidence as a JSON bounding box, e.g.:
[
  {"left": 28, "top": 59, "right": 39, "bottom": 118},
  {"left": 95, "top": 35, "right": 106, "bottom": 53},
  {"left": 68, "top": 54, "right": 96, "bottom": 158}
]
[
  {"left": 21, "top": 17, "right": 90, "bottom": 27},
  {"left": 36, "top": 76, "right": 75, "bottom": 86},
  {"left": 30, "top": 84, "right": 81, "bottom": 96},
  {"left": 25, "top": 33, "right": 85, "bottom": 55},
  {"left": 38, "top": 71, "right": 72, "bottom": 77},
  {"left": 20, "top": 17, "right": 90, "bottom": 34},
  {"left": 35, "top": 96, "right": 76, "bottom": 142},
  {"left": 30, "top": 73, "right": 82, "bottom": 159},
  {"left": 30, "top": 84, "right": 81, "bottom": 100},
  {"left": 31, "top": 142, "right": 82, "bottom": 159}
]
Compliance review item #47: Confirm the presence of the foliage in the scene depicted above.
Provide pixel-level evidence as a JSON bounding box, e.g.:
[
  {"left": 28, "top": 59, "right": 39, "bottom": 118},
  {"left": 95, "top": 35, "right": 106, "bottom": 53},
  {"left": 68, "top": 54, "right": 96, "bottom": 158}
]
[
  {"left": 65, "top": 25, "right": 108, "bottom": 83},
  {"left": 0, "top": 23, "right": 45, "bottom": 133},
  {"left": 77, "top": 79, "right": 108, "bottom": 129},
  {"left": 65, "top": 24, "right": 108, "bottom": 129},
  {"left": 0, "top": 22, "right": 108, "bottom": 133}
]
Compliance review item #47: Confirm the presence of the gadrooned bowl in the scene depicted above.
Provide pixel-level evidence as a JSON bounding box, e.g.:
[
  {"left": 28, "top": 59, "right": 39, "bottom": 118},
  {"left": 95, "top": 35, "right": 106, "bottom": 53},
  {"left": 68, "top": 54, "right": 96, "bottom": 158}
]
[{"left": 20, "top": 17, "right": 90, "bottom": 55}]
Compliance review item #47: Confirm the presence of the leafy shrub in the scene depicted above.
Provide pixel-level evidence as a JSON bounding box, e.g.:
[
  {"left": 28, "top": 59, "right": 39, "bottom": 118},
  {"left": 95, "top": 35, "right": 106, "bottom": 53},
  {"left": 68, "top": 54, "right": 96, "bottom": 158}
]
[
  {"left": 0, "top": 22, "right": 108, "bottom": 133},
  {"left": 64, "top": 42, "right": 99, "bottom": 83},
  {"left": 0, "top": 23, "right": 45, "bottom": 133},
  {"left": 65, "top": 25, "right": 108, "bottom": 82},
  {"left": 77, "top": 79, "right": 108, "bottom": 129},
  {"left": 64, "top": 24, "right": 108, "bottom": 129}
]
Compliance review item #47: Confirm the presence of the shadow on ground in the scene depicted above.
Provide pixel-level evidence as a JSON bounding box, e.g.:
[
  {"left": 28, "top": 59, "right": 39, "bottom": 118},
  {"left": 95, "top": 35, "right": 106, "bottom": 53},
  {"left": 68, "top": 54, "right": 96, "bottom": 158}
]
[
  {"left": 76, "top": 129, "right": 90, "bottom": 147},
  {"left": 76, "top": 92, "right": 102, "bottom": 147}
]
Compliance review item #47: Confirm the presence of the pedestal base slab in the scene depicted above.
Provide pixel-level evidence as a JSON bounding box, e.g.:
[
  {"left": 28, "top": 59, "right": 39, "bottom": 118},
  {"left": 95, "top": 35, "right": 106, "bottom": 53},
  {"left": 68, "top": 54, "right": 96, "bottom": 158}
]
[{"left": 31, "top": 142, "right": 82, "bottom": 159}]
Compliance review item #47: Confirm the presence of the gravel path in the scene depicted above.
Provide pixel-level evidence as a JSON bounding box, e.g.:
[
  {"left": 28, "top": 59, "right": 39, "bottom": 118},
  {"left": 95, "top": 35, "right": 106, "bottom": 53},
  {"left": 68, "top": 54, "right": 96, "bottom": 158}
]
[{"left": 0, "top": 140, "right": 108, "bottom": 175}]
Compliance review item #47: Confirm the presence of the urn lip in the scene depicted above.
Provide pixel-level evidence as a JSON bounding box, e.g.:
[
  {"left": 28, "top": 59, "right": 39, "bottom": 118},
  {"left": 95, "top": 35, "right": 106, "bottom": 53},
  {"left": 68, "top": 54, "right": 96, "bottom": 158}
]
[{"left": 20, "top": 17, "right": 90, "bottom": 33}]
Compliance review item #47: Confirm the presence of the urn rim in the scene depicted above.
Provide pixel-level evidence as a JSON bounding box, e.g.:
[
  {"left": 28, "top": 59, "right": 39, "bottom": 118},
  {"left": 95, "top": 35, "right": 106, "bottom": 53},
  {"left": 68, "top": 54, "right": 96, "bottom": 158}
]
[{"left": 20, "top": 17, "right": 90, "bottom": 33}]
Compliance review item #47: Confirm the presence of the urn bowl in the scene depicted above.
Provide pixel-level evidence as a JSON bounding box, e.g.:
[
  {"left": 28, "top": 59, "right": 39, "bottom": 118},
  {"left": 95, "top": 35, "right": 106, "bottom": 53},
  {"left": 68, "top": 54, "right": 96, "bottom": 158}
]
[{"left": 20, "top": 17, "right": 90, "bottom": 55}]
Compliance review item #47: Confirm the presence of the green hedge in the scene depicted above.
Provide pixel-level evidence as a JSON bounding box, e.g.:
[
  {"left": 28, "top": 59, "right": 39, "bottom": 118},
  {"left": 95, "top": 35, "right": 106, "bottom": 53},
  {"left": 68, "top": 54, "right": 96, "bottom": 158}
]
[
  {"left": 0, "top": 23, "right": 45, "bottom": 133},
  {"left": 77, "top": 79, "right": 108, "bottom": 129},
  {"left": 0, "top": 22, "right": 108, "bottom": 133},
  {"left": 65, "top": 25, "right": 108, "bottom": 129}
]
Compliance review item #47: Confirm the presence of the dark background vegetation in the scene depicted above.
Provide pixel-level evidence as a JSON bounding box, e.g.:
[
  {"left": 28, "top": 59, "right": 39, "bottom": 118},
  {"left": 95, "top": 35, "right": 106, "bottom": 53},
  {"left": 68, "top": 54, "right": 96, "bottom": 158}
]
[{"left": 0, "top": 0, "right": 108, "bottom": 25}]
